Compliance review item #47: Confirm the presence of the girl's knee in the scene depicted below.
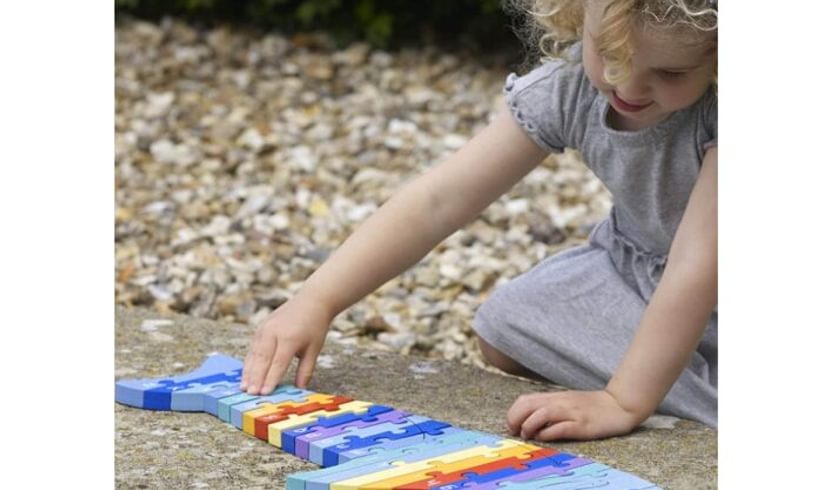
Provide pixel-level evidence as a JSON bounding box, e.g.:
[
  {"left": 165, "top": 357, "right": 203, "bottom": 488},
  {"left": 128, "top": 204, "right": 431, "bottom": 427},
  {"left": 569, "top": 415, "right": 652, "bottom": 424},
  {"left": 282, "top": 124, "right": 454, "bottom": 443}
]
[
  {"left": 476, "top": 334, "right": 503, "bottom": 367},
  {"left": 475, "top": 333, "right": 534, "bottom": 378}
]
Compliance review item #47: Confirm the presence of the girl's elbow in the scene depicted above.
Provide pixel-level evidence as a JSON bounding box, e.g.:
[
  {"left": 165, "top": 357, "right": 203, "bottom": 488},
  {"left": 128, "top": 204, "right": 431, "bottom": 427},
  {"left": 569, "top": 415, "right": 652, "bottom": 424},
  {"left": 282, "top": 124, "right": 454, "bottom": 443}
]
[{"left": 667, "top": 237, "right": 717, "bottom": 284}]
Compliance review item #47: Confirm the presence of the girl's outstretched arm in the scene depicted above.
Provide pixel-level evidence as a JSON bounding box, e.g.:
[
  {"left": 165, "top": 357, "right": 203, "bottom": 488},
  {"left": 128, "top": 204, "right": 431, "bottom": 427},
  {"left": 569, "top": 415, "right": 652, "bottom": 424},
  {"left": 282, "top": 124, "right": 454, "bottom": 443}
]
[
  {"left": 242, "top": 105, "right": 549, "bottom": 395},
  {"left": 605, "top": 146, "right": 718, "bottom": 420},
  {"left": 508, "top": 147, "right": 718, "bottom": 441}
]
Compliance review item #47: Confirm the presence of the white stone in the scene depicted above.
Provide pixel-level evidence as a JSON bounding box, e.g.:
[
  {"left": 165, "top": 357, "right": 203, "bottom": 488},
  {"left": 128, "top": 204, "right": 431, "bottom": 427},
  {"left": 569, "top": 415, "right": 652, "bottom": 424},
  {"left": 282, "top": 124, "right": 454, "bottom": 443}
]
[
  {"left": 237, "top": 127, "right": 265, "bottom": 151},
  {"left": 295, "top": 188, "right": 311, "bottom": 208},
  {"left": 235, "top": 194, "right": 270, "bottom": 219},
  {"left": 200, "top": 215, "right": 231, "bottom": 236},
  {"left": 270, "top": 213, "right": 290, "bottom": 230},
  {"left": 377, "top": 331, "right": 415, "bottom": 351},
  {"left": 143, "top": 91, "right": 175, "bottom": 118},
  {"left": 347, "top": 203, "right": 377, "bottom": 222},
  {"left": 443, "top": 134, "right": 468, "bottom": 150},
  {"left": 409, "top": 361, "right": 439, "bottom": 374},
  {"left": 289, "top": 145, "right": 317, "bottom": 172},
  {"left": 140, "top": 319, "right": 174, "bottom": 331},
  {"left": 149, "top": 139, "right": 197, "bottom": 166},
  {"left": 505, "top": 198, "right": 529, "bottom": 215}
]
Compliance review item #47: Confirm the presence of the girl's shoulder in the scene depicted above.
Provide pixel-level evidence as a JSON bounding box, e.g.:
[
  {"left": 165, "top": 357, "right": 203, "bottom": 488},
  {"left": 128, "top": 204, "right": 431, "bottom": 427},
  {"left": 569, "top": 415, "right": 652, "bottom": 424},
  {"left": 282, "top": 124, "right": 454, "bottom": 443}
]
[
  {"left": 503, "top": 42, "right": 597, "bottom": 154},
  {"left": 505, "top": 42, "right": 592, "bottom": 104}
]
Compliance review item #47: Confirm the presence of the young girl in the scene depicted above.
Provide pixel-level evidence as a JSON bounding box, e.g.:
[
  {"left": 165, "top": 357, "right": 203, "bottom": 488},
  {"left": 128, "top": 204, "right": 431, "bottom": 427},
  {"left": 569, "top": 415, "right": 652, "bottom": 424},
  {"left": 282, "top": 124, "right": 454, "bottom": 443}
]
[{"left": 241, "top": 0, "right": 718, "bottom": 442}]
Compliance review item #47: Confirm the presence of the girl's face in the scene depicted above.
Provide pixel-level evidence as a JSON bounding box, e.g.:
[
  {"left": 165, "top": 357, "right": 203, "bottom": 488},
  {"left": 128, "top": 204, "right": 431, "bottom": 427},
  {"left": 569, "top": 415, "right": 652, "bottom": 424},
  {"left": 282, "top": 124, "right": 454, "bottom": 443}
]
[{"left": 582, "top": 3, "right": 717, "bottom": 131}]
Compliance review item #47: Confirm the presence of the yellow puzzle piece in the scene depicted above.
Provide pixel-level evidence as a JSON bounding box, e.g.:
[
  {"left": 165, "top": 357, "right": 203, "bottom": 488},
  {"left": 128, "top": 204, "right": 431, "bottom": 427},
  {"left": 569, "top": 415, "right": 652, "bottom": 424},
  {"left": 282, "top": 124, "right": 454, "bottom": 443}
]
[{"left": 267, "top": 400, "right": 373, "bottom": 447}]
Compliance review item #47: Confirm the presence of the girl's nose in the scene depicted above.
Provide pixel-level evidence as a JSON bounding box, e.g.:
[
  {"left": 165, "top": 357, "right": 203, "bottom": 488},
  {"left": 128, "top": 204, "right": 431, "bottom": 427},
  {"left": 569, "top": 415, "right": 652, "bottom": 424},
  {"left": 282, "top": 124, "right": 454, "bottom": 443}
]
[{"left": 615, "top": 76, "right": 650, "bottom": 103}]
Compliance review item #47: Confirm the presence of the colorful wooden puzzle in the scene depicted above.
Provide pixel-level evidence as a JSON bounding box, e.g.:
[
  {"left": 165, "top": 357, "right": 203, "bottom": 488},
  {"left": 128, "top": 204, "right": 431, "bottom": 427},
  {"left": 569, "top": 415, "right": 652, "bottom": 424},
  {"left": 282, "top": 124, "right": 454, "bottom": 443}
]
[{"left": 115, "top": 353, "right": 661, "bottom": 489}]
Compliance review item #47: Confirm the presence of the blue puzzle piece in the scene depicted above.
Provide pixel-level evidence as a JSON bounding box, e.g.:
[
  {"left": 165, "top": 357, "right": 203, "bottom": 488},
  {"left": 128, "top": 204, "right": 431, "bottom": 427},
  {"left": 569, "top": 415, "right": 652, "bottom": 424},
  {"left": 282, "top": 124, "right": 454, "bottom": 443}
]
[
  {"left": 282, "top": 405, "right": 395, "bottom": 457},
  {"left": 115, "top": 354, "right": 243, "bottom": 410},
  {"left": 322, "top": 419, "right": 452, "bottom": 466},
  {"left": 285, "top": 430, "right": 504, "bottom": 490},
  {"left": 228, "top": 386, "right": 313, "bottom": 429},
  {"left": 305, "top": 415, "right": 431, "bottom": 465},
  {"left": 496, "top": 462, "right": 660, "bottom": 489}
]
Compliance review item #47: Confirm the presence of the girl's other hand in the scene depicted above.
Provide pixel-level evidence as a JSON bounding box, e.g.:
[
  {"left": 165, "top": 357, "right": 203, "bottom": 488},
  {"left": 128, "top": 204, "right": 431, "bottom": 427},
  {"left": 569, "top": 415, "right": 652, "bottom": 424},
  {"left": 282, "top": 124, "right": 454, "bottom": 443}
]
[
  {"left": 240, "top": 295, "right": 333, "bottom": 396},
  {"left": 506, "top": 390, "right": 644, "bottom": 442}
]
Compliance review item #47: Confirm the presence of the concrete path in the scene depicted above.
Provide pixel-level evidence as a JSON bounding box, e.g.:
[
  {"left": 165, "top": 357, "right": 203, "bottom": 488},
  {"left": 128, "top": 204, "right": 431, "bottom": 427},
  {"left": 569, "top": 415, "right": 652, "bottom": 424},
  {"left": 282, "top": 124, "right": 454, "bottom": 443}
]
[{"left": 115, "top": 306, "right": 716, "bottom": 489}]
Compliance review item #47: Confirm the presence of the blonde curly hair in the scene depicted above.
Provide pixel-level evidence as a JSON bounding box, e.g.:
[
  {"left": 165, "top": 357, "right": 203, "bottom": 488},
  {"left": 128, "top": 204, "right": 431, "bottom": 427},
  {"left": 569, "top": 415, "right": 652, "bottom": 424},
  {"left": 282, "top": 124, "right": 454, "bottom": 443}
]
[{"left": 507, "top": 0, "right": 718, "bottom": 84}]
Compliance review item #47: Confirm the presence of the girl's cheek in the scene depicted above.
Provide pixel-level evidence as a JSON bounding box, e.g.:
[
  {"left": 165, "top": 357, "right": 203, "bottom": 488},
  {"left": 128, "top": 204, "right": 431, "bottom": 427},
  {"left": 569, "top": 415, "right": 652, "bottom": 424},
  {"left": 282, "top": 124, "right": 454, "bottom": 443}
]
[
  {"left": 665, "top": 83, "right": 706, "bottom": 110},
  {"left": 584, "top": 55, "right": 608, "bottom": 89},
  {"left": 582, "top": 42, "right": 606, "bottom": 87}
]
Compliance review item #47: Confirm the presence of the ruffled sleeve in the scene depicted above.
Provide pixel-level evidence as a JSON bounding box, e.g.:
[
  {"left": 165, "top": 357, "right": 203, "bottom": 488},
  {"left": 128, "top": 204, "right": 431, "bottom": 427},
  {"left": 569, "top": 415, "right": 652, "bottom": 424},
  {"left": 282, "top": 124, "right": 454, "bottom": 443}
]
[
  {"left": 503, "top": 46, "right": 594, "bottom": 154},
  {"left": 700, "top": 88, "right": 718, "bottom": 151}
]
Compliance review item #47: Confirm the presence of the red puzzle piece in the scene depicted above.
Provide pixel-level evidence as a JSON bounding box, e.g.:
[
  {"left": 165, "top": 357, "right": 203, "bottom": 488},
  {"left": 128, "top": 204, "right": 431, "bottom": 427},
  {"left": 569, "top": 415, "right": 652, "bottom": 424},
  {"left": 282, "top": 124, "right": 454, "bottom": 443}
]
[{"left": 254, "top": 395, "right": 354, "bottom": 441}]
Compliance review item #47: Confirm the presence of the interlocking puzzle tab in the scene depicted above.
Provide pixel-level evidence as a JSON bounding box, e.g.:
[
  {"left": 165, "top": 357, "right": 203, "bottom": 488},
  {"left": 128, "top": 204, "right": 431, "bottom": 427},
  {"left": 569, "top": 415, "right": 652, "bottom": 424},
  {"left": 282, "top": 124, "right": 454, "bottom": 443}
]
[{"left": 115, "top": 354, "right": 661, "bottom": 490}]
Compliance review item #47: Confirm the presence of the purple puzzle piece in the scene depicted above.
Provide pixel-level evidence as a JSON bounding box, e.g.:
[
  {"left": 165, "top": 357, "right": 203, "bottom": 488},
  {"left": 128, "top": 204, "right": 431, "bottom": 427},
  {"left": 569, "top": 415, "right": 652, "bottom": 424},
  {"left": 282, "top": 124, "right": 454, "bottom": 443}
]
[{"left": 294, "top": 409, "right": 413, "bottom": 458}]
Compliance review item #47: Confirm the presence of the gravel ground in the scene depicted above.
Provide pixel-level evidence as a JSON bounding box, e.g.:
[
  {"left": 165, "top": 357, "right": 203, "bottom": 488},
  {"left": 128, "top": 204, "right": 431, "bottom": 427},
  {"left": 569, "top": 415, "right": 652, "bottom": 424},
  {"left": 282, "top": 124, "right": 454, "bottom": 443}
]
[{"left": 115, "top": 17, "right": 612, "bottom": 369}]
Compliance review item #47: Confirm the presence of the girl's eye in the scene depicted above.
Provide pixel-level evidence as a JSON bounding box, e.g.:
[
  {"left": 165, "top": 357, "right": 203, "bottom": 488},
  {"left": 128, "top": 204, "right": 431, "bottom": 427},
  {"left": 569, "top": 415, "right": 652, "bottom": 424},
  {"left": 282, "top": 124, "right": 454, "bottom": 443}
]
[{"left": 658, "top": 70, "right": 686, "bottom": 80}]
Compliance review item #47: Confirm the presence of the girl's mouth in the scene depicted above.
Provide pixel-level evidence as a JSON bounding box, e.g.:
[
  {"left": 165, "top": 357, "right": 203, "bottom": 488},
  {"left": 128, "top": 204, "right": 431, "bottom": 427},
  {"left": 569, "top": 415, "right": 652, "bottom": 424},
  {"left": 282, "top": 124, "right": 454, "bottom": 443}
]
[{"left": 611, "top": 91, "right": 653, "bottom": 112}]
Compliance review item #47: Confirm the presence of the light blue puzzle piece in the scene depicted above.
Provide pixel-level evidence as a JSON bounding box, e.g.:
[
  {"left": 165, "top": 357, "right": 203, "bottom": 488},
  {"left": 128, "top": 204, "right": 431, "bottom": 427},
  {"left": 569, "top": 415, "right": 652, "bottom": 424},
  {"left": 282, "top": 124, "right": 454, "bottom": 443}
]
[
  {"left": 116, "top": 378, "right": 166, "bottom": 409},
  {"left": 115, "top": 353, "right": 243, "bottom": 410},
  {"left": 496, "top": 462, "right": 660, "bottom": 489},
  {"left": 217, "top": 392, "right": 261, "bottom": 422},
  {"left": 202, "top": 384, "right": 246, "bottom": 416},
  {"left": 286, "top": 445, "right": 427, "bottom": 490},
  {"left": 171, "top": 378, "right": 241, "bottom": 412},
  {"left": 596, "top": 469, "right": 659, "bottom": 490},
  {"left": 228, "top": 386, "right": 313, "bottom": 429},
  {"left": 286, "top": 430, "right": 504, "bottom": 490},
  {"left": 286, "top": 446, "right": 413, "bottom": 490},
  {"left": 335, "top": 425, "right": 464, "bottom": 465}
]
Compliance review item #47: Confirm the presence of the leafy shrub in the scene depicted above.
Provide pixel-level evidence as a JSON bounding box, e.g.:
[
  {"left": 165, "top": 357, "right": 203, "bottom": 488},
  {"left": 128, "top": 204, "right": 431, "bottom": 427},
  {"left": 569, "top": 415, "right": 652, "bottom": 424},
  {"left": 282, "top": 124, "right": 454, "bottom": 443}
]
[{"left": 115, "top": 0, "right": 518, "bottom": 50}]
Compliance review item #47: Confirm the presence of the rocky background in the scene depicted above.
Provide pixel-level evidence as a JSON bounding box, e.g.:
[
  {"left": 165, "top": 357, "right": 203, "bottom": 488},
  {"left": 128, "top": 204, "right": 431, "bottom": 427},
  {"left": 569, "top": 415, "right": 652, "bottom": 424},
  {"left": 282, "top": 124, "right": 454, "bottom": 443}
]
[{"left": 115, "top": 18, "right": 612, "bottom": 369}]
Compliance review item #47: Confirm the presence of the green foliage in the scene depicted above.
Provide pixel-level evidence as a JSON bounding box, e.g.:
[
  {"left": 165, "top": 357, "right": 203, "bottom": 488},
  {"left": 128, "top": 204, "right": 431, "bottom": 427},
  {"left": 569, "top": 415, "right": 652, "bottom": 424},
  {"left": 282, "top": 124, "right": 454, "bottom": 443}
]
[
  {"left": 353, "top": 0, "right": 392, "bottom": 48},
  {"left": 295, "top": 0, "right": 341, "bottom": 25},
  {"left": 115, "top": 0, "right": 516, "bottom": 50}
]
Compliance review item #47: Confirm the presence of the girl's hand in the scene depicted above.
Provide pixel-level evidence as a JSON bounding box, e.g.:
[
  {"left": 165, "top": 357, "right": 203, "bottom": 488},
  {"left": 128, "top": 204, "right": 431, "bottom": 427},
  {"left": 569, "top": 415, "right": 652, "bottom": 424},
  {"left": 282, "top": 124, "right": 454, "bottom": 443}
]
[
  {"left": 506, "top": 390, "right": 645, "bottom": 442},
  {"left": 240, "top": 295, "right": 333, "bottom": 396}
]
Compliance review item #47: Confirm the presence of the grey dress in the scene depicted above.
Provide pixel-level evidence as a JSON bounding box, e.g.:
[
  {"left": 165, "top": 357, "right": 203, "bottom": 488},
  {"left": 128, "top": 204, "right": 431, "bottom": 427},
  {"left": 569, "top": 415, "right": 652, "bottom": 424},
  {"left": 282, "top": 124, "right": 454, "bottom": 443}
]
[{"left": 472, "top": 43, "right": 718, "bottom": 427}]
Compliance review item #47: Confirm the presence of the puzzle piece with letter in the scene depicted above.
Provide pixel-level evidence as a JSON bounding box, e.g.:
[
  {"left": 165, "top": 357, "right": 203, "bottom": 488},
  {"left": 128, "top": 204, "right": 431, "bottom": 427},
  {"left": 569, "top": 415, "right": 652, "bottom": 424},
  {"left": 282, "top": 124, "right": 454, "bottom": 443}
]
[{"left": 115, "top": 353, "right": 662, "bottom": 490}]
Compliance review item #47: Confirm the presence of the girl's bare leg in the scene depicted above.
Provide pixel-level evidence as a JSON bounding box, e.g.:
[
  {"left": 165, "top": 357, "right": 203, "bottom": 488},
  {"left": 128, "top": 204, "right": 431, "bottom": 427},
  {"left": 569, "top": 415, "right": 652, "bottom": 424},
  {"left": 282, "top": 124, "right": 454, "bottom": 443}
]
[{"left": 476, "top": 334, "right": 548, "bottom": 383}]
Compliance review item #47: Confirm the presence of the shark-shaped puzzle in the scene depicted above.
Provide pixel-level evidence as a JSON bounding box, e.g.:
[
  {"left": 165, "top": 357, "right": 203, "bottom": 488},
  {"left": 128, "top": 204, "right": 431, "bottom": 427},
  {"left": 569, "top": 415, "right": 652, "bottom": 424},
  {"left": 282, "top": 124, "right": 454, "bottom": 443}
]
[{"left": 115, "top": 353, "right": 661, "bottom": 489}]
